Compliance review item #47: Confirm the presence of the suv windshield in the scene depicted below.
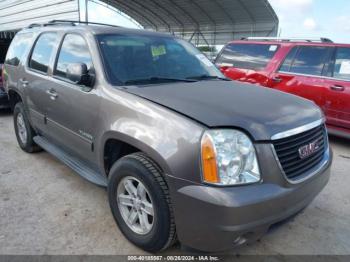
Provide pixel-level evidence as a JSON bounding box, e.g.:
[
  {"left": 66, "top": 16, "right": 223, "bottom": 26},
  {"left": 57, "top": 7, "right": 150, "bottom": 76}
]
[
  {"left": 216, "top": 43, "right": 279, "bottom": 71},
  {"left": 97, "top": 34, "right": 224, "bottom": 85}
]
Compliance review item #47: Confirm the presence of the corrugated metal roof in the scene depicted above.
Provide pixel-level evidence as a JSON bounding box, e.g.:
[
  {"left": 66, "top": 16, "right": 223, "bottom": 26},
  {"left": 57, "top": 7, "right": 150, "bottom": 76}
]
[
  {"left": 99, "top": 0, "right": 279, "bottom": 45},
  {"left": 0, "top": 0, "right": 278, "bottom": 45},
  {"left": 0, "top": 0, "right": 79, "bottom": 33}
]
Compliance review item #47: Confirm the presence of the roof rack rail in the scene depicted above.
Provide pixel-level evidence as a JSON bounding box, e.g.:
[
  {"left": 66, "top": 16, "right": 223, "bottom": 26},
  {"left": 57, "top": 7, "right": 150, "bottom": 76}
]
[
  {"left": 27, "top": 20, "right": 76, "bottom": 29},
  {"left": 27, "top": 23, "right": 45, "bottom": 28},
  {"left": 27, "top": 20, "right": 121, "bottom": 29},
  {"left": 49, "top": 20, "right": 121, "bottom": 28},
  {"left": 241, "top": 37, "right": 333, "bottom": 43}
]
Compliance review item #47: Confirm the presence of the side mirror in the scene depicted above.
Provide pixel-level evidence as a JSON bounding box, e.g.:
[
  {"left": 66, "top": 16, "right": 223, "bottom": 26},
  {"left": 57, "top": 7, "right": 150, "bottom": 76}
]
[{"left": 66, "top": 63, "right": 94, "bottom": 87}]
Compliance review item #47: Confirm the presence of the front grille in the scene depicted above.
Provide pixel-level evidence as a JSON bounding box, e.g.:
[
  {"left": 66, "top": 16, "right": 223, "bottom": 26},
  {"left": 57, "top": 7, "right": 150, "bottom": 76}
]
[{"left": 273, "top": 124, "right": 327, "bottom": 180}]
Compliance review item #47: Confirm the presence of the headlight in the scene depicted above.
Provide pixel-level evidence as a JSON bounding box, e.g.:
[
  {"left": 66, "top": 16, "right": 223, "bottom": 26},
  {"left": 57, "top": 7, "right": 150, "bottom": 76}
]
[{"left": 201, "top": 129, "right": 260, "bottom": 185}]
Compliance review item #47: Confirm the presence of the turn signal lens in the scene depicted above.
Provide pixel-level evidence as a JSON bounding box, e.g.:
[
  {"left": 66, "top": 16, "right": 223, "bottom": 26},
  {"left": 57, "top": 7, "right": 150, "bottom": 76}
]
[{"left": 201, "top": 133, "right": 219, "bottom": 183}]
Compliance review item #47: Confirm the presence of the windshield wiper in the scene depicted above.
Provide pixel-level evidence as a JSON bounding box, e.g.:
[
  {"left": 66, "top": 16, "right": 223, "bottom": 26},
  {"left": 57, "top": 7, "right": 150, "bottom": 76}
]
[
  {"left": 186, "top": 75, "right": 231, "bottom": 81},
  {"left": 124, "top": 77, "right": 197, "bottom": 85}
]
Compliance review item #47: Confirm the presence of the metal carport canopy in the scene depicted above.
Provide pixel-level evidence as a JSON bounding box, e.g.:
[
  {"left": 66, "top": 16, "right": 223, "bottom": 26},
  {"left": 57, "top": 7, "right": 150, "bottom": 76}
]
[
  {"left": 99, "top": 0, "right": 279, "bottom": 45},
  {"left": 0, "top": 0, "right": 79, "bottom": 39}
]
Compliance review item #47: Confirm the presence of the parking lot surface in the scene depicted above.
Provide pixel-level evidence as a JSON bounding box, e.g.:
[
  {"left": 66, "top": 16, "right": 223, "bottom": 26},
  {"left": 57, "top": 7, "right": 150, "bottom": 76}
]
[{"left": 0, "top": 109, "right": 349, "bottom": 255}]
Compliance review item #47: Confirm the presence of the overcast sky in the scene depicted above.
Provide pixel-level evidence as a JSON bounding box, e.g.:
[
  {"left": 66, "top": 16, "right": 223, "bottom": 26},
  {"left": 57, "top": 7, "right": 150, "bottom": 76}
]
[
  {"left": 87, "top": 0, "right": 350, "bottom": 44},
  {"left": 269, "top": 0, "right": 350, "bottom": 43}
]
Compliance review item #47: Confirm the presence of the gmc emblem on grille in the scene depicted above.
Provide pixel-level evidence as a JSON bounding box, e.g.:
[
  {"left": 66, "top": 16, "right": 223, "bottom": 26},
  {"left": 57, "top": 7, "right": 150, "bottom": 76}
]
[{"left": 298, "top": 140, "right": 320, "bottom": 159}]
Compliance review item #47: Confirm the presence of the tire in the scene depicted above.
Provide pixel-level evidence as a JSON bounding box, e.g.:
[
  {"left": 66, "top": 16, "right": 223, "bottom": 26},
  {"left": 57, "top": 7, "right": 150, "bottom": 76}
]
[
  {"left": 108, "top": 152, "right": 176, "bottom": 252},
  {"left": 13, "top": 102, "right": 41, "bottom": 153}
]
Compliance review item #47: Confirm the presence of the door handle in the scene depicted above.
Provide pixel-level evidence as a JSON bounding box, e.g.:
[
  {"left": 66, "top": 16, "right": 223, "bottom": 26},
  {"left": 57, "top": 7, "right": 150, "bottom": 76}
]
[
  {"left": 19, "top": 79, "right": 29, "bottom": 87},
  {"left": 330, "top": 85, "right": 345, "bottom": 92},
  {"left": 46, "top": 89, "right": 58, "bottom": 100},
  {"left": 272, "top": 77, "right": 282, "bottom": 83}
]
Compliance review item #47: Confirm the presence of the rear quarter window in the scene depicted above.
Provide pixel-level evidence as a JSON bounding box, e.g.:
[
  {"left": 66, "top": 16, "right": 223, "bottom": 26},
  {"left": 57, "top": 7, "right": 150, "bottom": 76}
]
[
  {"left": 5, "top": 33, "right": 33, "bottom": 66},
  {"left": 216, "top": 43, "right": 279, "bottom": 70}
]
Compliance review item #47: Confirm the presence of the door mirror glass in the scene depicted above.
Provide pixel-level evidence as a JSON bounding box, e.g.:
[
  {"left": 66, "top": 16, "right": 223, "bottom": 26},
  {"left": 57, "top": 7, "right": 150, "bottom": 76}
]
[{"left": 66, "top": 63, "right": 94, "bottom": 87}]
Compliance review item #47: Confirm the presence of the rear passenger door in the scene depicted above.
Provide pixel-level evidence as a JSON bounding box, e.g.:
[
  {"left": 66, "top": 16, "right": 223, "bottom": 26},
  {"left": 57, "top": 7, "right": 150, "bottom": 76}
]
[
  {"left": 270, "top": 45, "right": 334, "bottom": 111},
  {"left": 45, "top": 33, "right": 100, "bottom": 165},
  {"left": 323, "top": 47, "right": 350, "bottom": 129},
  {"left": 25, "top": 32, "right": 59, "bottom": 133}
]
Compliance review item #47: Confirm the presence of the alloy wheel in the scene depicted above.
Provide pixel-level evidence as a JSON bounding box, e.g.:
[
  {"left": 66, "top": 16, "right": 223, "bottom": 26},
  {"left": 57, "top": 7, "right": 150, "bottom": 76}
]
[
  {"left": 17, "top": 113, "right": 27, "bottom": 145},
  {"left": 117, "top": 176, "right": 154, "bottom": 235}
]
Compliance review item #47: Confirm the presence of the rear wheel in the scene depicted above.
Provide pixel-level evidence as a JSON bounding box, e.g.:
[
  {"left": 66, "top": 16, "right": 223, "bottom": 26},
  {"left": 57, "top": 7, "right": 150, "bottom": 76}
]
[
  {"left": 108, "top": 153, "right": 176, "bottom": 252},
  {"left": 13, "top": 102, "right": 41, "bottom": 153}
]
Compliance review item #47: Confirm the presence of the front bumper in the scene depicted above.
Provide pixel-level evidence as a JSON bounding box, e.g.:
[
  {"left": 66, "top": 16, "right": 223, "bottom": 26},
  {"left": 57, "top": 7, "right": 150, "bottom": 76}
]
[
  {"left": 0, "top": 91, "right": 10, "bottom": 109},
  {"left": 167, "top": 145, "right": 332, "bottom": 252}
]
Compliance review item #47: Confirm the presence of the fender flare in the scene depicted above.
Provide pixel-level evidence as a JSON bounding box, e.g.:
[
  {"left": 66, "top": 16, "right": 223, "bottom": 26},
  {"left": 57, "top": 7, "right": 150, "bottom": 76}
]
[{"left": 99, "top": 130, "right": 172, "bottom": 176}]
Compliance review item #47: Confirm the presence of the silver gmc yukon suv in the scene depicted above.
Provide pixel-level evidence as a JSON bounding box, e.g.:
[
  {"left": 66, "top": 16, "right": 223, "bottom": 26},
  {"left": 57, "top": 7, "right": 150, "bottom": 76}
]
[{"left": 3, "top": 21, "right": 332, "bottom": 252}]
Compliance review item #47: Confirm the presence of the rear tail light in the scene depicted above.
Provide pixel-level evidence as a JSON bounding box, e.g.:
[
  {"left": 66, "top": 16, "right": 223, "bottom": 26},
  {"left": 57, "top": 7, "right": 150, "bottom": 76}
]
[{"left": 0, "top": 65, "right": 5, "bottom": 92}]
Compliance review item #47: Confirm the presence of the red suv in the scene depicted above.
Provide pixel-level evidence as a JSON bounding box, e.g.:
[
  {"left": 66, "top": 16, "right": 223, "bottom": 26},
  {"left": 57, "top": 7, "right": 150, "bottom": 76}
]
[{"left": 215, "top": 37, "right": 350, "bottom": 138}]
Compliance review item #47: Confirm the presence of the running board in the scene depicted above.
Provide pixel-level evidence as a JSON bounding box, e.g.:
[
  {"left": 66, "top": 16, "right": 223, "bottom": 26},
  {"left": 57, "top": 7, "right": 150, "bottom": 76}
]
[{"left": 33, "top": 136, "right": 108, "bottom": 187}]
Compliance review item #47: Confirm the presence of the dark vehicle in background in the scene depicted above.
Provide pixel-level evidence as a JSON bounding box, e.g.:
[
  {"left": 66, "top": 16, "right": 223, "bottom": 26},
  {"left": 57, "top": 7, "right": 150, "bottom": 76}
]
[
  {"left": 3, "top": 22, "right": 332, "bottom": 252},
  {"left": 216, "top": 37, "right": 350, "bottom": 139},
  {"left": 1, "top": 39, "right": 11, "bottom": 109},
  {"left": 0, "top": 63, "right": 10, "bottom": 109}
]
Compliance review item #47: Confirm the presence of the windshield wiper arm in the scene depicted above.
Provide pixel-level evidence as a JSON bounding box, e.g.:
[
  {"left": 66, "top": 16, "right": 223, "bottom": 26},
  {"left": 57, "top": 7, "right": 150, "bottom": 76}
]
[
  {"left": 186, "top": 75, "right": 231, "bottom": 81},
  {"left": 124, "top": 77, "right": 197, "bottom": 85}
]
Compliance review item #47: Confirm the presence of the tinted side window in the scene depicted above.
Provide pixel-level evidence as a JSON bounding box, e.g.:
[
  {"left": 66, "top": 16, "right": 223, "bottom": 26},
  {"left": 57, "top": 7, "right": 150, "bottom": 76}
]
[
  {"left": 333, "top": 47, "right": 350, "bottom": 80},
  {"left": 5, "top": 33, "right": 33, "bottom": 66},
  {"left": 279, "top": 47, "right": 298, "bottom": 72},
  {"left": 216, "top": 43, "right": 279, "bottom": 70},
  {"left": 29, "top": 33, "right": 57, "bottom": 73},
  {"left": 55, "top": 34, "right": 93, "bottom": 79},
  {"left": 288, "top": 46, "right": 331, "bottom": 76}
]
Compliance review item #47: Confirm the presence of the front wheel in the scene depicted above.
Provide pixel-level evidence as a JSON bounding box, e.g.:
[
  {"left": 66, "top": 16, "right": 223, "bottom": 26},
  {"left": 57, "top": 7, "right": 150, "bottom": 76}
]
[{"left": 108, "top": 153, "right": 176, "bottom": 252}]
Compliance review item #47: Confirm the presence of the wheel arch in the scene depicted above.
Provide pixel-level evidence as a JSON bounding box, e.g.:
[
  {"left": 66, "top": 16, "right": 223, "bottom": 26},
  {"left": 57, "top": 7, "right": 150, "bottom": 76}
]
[
  {"left": 100, "top": 131, "right": 172, "bottom": 177},
  {"left": 8, "top": 89, "right": 23, "bottom": 110}
]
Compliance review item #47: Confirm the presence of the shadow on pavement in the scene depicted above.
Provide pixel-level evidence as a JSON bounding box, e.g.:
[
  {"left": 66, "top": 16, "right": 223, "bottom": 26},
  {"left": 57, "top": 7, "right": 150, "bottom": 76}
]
[
  {"left": 0, "top": 108, "right": 12, "bottom": 117},
  {"left": 329, "top": 135, "right": 350, "bottom": 147}
]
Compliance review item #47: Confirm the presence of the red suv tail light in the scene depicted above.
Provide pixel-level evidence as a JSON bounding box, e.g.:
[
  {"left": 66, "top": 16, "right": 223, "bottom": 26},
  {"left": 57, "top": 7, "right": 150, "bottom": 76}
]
[{"left": 0, "top": 64, "right": 5, "bottom": 92}]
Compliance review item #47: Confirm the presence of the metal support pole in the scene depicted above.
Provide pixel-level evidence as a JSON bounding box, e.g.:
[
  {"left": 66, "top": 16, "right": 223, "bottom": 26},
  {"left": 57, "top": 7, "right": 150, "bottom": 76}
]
[
  {"left": 78, "top": 0, "right": 81, "bottom": 22},
  {"left": 85, "top": 0, "right": 89, "bottom": 22}
]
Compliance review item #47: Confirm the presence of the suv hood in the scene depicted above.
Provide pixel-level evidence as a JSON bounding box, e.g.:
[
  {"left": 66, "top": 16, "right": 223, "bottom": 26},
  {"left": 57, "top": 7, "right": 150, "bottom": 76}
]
[{"left": 125, "top": 81, "right": 323, "bottom": 141}]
